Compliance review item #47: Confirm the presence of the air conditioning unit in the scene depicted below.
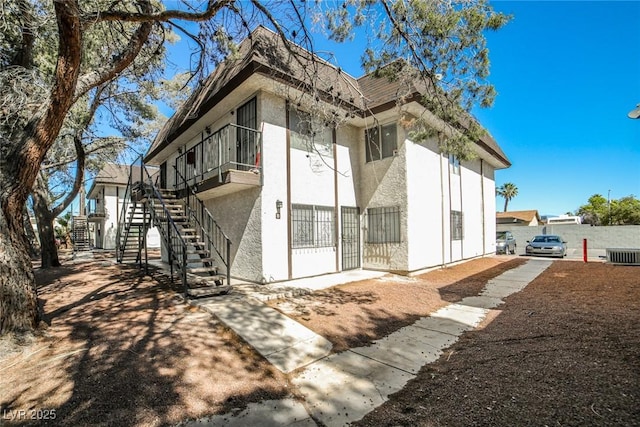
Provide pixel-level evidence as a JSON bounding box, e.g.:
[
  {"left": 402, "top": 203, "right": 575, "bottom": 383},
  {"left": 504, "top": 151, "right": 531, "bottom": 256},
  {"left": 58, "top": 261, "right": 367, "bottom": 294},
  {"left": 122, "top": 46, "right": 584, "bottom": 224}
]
[{"left": 606, "top": 248, "right": 640, "bottom": 265}]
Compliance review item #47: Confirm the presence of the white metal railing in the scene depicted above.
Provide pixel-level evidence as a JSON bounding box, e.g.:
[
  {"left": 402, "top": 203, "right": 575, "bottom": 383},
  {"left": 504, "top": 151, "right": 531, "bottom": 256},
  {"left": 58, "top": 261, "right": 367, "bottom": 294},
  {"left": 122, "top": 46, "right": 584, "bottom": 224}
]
[{"left": 174, "top": 123, "right": 262, "bottom": 190}]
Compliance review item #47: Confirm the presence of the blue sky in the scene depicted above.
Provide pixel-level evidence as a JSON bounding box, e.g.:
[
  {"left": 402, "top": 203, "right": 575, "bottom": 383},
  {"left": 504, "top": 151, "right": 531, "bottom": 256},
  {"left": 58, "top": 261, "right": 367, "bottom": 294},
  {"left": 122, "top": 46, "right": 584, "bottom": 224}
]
[
  {"left": 474, "top": 1, "right": 640, "bottom": 215},
  {"left": 310, "top": 1, "right": 640, "bottom": 216},
  {"left": 155, "top": 1, "right": 640, "bottom": 217}
]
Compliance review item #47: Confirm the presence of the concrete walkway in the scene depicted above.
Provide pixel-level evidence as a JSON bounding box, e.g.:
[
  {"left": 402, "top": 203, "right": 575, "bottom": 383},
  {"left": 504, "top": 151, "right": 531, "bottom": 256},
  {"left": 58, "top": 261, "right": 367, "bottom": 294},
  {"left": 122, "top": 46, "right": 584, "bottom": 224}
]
[
  {"left": 181, "top": 259, "right": 552, "bottom": 426},
  {"left": 194, "top": 269, "right": 386, "bottom": 373}
]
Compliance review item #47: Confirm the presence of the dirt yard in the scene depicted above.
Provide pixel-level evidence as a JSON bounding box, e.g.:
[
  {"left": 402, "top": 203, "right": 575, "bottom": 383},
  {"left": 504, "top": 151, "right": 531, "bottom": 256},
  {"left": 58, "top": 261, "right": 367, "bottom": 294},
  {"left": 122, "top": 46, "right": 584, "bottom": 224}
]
[
  {"left": 1, "top": 257, "right": 638, "bottom": 426},
  {"left": 0, "top": 261, "right": 289, "bottom": 427},
  {"left": 354, "top": 261, "right": 640, "bottom": 426}
]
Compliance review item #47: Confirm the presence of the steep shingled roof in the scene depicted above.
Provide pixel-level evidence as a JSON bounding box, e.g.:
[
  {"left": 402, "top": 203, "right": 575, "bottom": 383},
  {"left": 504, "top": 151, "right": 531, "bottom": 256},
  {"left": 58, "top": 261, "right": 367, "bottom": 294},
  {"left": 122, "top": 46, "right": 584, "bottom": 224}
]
[{"left": 146, "top": 25, "right": 509, "bottom": 166}]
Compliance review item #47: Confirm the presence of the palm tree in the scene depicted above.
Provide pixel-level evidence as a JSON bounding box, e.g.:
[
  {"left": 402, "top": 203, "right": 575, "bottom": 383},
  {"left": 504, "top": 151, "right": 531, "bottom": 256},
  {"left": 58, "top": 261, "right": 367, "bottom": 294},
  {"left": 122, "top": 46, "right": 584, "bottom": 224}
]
[{"left": 497, "top": 183, "right": 518, "bottom": 212}]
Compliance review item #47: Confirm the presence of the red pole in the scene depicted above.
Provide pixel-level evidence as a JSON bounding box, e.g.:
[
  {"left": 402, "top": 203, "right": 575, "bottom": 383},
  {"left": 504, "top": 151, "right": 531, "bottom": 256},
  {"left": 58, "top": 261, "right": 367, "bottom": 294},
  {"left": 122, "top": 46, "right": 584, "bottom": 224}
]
[{"left": 583, "top": 238, "right": 588, "bottom": 263}]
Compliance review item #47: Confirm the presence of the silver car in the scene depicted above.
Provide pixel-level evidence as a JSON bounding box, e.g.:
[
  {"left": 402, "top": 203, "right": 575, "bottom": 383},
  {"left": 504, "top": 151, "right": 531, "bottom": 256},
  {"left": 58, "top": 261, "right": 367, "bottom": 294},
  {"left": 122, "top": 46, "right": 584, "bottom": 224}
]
[
  {"left": 525, "top": 235, "right": 567, "bottom": 258},
  {"left": 496, "top": 231, "right": 517, "bottom": 254}
]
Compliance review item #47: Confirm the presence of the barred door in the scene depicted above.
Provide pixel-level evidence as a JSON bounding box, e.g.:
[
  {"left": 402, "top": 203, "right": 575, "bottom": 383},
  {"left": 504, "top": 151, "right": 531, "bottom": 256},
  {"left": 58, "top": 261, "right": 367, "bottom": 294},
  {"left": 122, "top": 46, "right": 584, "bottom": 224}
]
[
  {"left": 341, "top": 206, "right": 360, "bottom": 270},
  {"left": 236, "top": 97, "right": 257, "bottom": 169}
]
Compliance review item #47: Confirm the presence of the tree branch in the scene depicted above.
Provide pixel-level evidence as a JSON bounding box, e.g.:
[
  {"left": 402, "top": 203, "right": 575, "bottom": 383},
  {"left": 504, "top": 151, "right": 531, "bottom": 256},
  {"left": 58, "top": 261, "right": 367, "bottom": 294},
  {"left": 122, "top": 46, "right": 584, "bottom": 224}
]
[
  {"left": 84, "top": 0, "right": 232, "bottom": 24},
  {"left": 51, "top": 132, "right": 84, "bottom": 217},
  {"left": 73, "top": 1, "right": 159, "bottom": 101},
  {"left": 11, "top": 0, "right": 36, "bottom": 68}
]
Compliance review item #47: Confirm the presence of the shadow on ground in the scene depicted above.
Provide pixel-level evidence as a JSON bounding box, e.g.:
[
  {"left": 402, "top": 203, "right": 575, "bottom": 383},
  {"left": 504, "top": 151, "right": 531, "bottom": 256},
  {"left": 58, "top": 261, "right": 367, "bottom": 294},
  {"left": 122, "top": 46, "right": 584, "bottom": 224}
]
[
  {"left": 0, "top": 262, "right": 289, "bottom": 427},
  {"left": 269, "top": 258, "right": 526, "bottom": 352}
]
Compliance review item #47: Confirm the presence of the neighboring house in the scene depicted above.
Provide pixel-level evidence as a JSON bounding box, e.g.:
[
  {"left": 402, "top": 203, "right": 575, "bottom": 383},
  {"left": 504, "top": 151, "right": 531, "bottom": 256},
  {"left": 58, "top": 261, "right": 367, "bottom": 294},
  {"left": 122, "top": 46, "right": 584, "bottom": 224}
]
[
  {"left": 87, "top": 163, "right": 160, "bottom": 249},
  {"left": 144, "top": 26, "right": 511, "bottom": 283},
  {"left": 496, "top": 210, "right": 541, "bottom": 230}
]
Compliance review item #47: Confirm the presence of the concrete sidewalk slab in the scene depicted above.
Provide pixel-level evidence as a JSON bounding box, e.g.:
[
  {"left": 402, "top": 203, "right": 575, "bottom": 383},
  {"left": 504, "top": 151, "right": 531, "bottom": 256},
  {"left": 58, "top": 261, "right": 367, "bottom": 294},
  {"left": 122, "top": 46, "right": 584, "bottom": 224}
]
[
  {"left": 179, "top": 398, "right": 315, "bottom": 427},
  {"left": 458, "top": 295, "right": 505, "bottom": 309},
  {"left": 199, "top": 297, "right": 332, "bottom": 373},
  {"left": 430, "top": 303, "right": 489, "bottom": 328},
  {"left": 481, "top": 260, "right": 552, "bottom": 300},
  {"left": 412, "top": 315, "right": 473, "bottom": 336},
  {"left": 292, "top": 350, "right": 412, "bottom": 426},
  {"left": 351, "top": 326, "right": 455, "bottom": 374}
]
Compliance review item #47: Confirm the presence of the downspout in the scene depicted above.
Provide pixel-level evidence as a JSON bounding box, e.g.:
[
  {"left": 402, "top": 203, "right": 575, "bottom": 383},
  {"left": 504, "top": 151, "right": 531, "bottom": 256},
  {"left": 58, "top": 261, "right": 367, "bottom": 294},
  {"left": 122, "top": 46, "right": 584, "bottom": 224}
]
[
  {"left": 440, "top": 150, "right": 446, "bottom": 267},
  {"left": 286, "top": 102, "right": 293, "bottom": 280},
  {"left": 480, "top": 160, "right": 486, "bottom": 255},
  {"left": 460, "top": 160, "right": 464, "bottom": 260},
  {"left": 116, "top": 186, "right": 120, "bottom": 232},
  {"left": 448, "top": 154, "right": 453, "bottom": 264},
  {"left": 333, "top": 128, "right": 340, "bottom": 272}
]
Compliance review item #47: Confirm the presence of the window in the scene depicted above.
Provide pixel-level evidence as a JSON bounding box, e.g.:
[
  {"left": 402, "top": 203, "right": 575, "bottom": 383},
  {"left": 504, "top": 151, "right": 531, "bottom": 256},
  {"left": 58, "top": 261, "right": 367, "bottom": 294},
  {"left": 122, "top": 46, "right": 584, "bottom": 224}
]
[
  {"left": 289, "top": 109, "right": 333, "bottom": 156},
  {"left": 365, "top": 123, "right": 397, "bottom": 162},
  {"left": 451, "top": 210, "right": 463, "bottom": 240},
  {"left": 237, "top": 97, "right": 258, "bottom": 167},
  {"left": 449, "top": 154, "right": 460, "bottom": 175},
  {"left": 292, "top": 204, "right": 335, "bottom": 248},
  {"left": 366, "top": 206, "right": 401, "bottom": 243}
]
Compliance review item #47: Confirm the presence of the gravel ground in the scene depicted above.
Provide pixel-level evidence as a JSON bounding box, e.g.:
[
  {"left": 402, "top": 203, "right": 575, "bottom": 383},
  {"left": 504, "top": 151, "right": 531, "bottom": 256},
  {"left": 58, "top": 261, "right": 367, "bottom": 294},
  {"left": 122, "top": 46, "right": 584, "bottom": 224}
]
[
  {"left": 3, "top": 256, "right": 637, "bottom": 426},
  {"left": 354, "top": 261, "right": 640, "bottom": 426}
]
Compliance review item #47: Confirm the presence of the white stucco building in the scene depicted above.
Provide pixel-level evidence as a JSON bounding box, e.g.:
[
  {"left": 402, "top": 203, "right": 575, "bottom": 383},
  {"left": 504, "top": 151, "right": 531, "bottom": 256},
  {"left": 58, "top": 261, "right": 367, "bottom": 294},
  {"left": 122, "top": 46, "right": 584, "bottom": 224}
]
[
  {"left": 144, "top": 26, "right": 510, "bottom": 283},
  {"left": 87, "top": 163, "right": 161, "bottom": 250}
]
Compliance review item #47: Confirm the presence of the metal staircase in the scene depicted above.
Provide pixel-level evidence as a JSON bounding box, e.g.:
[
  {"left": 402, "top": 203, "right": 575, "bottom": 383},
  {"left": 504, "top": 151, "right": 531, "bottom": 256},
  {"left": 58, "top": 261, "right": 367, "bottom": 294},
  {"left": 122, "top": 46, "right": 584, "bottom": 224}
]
[
  {"left": 116, "top": 156, "right": 231, "bottom": 297},
  {"left": 72, "top": 215, "right": 90, "bottom": 252},
  {"left": 117, "top": 202, "right": 147, "bottom": 264}
]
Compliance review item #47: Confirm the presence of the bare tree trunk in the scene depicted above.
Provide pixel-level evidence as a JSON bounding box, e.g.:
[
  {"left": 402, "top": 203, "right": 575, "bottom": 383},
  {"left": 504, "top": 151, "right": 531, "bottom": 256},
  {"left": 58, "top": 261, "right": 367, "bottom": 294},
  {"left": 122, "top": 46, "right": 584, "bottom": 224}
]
[
  {"left": 32, "top": 177, "right": 60, "bottom": 268},
  {"left": 0, "top": 2, "right": 82, "bottom": 335},
  {"left": 32, "top": 132, "right": 86, "bottom": 268},
  {"left": 22, "top": 205, "right": 40, "bottom": 259},
  {"left": 0, "top": 169, "right": 40, "bottom": 334}
]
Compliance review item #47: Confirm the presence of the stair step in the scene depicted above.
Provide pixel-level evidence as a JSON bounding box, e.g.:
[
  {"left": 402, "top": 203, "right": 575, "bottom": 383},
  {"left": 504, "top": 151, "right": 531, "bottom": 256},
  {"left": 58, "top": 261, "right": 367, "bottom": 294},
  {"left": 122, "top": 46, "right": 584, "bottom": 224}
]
[
  {"left": 187, "top": 249, "right": 210, "bottom": 255},
  {"left": 181, "top": 234, "right": 202, "bottom": 241},
  {"left": 187, "top": 266, "right": 218, "bottom": 274},
  {"left": 186, "top": 284, "right": 231, "bottom": 298}
]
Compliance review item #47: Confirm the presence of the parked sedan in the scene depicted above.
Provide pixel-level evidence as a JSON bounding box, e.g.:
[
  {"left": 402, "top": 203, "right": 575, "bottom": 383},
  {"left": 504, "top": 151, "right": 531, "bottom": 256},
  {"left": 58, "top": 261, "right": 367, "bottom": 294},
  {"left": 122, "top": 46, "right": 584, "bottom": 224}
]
[
  {"left": 496, "top": 231, "right": 517, "bottom": 254},
  {"left": 525, "top": 235, "right": 567, "bottom": 258}
]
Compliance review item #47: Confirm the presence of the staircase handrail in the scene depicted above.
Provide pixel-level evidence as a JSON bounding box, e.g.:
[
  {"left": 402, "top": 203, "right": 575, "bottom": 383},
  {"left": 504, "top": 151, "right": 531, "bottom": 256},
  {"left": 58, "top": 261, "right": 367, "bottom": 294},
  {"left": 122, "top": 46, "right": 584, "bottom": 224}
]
[
  {"left": 115, "top": 163, "right": 134, "bottom": 262},
  {"left": 135, "top": 157, "right": 190, "bottom": 292},
  {"left": 173, "top": 165, "right": 232, "bottom": 286}
]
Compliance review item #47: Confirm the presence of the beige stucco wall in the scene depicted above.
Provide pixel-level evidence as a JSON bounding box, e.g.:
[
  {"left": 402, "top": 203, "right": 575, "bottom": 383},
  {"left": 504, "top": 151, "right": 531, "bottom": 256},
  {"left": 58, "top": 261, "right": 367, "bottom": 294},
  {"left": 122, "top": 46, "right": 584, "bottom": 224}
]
[{"left": 359, "top": 118, "right": 409, "bottom": 272}]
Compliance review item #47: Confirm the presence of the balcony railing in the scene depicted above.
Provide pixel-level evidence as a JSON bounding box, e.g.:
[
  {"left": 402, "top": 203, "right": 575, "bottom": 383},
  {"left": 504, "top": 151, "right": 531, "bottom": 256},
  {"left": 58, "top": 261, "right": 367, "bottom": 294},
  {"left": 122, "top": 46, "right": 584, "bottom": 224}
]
[
  {"left": 86, "top": 200, "right": 106, "bottom": 219},
  {"left": 175, "top": 123, "right": 262, "bottom": 191}
]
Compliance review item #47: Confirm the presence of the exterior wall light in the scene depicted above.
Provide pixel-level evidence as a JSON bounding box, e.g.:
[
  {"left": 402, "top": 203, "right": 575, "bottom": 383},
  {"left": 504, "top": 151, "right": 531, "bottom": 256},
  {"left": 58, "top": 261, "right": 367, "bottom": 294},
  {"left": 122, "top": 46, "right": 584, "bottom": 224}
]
[{"left": 276, "top": 200, "right": 283, "bottom": 219}]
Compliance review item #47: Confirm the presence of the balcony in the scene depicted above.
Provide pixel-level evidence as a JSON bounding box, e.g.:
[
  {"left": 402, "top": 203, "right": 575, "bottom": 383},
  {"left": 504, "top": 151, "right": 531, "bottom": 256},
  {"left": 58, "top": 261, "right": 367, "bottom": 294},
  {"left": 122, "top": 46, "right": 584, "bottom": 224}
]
[
  {"left": 175, "top": 123, "right": 262, "bottom": 199},
  {"left": 86, "top": 200, "right": 106, "bottom": 221}
]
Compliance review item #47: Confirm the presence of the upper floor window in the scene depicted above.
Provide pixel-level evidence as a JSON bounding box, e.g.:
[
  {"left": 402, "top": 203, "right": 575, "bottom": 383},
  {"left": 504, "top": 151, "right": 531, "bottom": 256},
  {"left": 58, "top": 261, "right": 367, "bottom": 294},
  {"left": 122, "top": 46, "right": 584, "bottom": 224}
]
[
  {"left": 449, "top": 154, "right": 460, "bottom": 175},
  {"left": 365, "top": 123, "right": 397, "bottom": 162},
  {"left": 289, "top": 109, "right": 332, "bottom": 156}
]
